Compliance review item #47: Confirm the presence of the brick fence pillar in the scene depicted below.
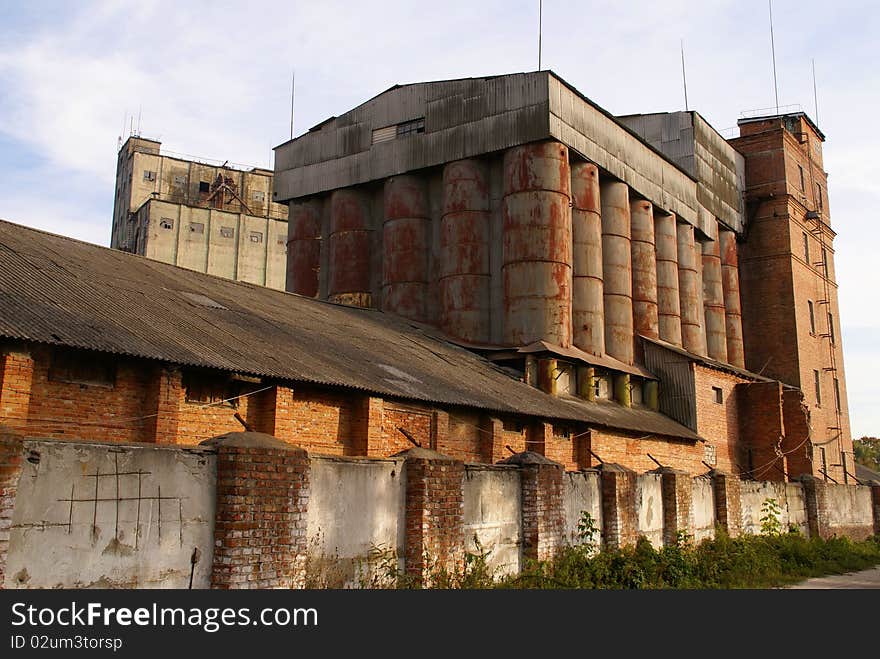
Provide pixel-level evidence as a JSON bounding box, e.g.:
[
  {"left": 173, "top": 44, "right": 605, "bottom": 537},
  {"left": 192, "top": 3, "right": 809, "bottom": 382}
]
[
  {"left": 801, "top": 474, "right": 830, "bottom": 539},
  {"left": 711, "top": 470, "right": 742, "bottom": 537},
  {"left": 399, "top": 447, "right": 465, "bottom": 585},
  {"left": 0, "top": 349, "right": 34, "bottom": 431},
  {"left": 202, "top": 431, "right": 310, "bottom": 589},
  {"left": 870, "top": 481, "right": 880, "bottom": 536},
  {"left": 352, "top": 396, "right": 384, "bottom": 457},
  {"left": 0, "top": 428, "right": 24, "bottom": 589},
  {"left": 502, "top": 452, "right": 565, "bottom": 561},
  {"left": 657, "top": 467, "right": 693, "bottom": 545},
  {"left": 143, "top": 366, "right": 181, "bottom": 443},
  {"left": 599, "top": 463, "right": 638, "bottom": 549},
  {"left": 481, "top": 416, "right": 503, "bottom": 464}
]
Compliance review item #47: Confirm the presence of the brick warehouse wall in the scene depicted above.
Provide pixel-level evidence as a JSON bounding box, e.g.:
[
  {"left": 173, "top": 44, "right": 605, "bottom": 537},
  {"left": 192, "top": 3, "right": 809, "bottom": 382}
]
[
  {"left": 693, "top": 366, "right": 747, "bottom": 474},
  {"left": 590, "top": 428, "right": 704, "bottom": 474}
]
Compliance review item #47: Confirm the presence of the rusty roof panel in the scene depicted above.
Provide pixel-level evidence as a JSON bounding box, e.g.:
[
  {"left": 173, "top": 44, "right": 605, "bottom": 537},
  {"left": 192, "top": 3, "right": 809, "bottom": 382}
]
[{"left": 0, "top": 219, "right": 699, "bottom": 440}]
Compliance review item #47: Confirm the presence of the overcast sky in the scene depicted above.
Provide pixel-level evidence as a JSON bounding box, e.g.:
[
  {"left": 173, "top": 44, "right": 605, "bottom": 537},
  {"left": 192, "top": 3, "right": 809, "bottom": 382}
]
[{"left": 1, "top": 0, "right": 877, "bottom": 438}]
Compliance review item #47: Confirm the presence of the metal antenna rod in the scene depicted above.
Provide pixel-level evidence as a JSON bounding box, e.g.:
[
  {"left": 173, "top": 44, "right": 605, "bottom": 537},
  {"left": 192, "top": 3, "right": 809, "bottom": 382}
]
[
  {"left": 290, "top": 69, "right": 295, "bottom": 140},
  {"left": 680, "top": 39, "right": 689, "bottom": 111},
  {"left": 812, "top": 58, "right": 819, "bottom": 126},
  {"left": 769, "top": 0, "right": 779, "bottom": 114},
  {"left": 538, "top": 0, "right": 543, "bottom": 70}
]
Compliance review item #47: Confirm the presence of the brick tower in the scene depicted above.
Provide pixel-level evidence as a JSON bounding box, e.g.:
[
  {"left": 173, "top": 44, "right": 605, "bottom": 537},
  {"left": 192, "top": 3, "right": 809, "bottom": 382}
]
[{"left": 732, "top": 112, "right": 853, "bottom": 482}]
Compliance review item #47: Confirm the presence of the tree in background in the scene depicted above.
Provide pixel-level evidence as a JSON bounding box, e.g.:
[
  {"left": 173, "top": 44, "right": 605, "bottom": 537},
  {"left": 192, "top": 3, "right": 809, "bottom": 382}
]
[{"left": 853, "top": 437, "right": 880, "bottom": 472}]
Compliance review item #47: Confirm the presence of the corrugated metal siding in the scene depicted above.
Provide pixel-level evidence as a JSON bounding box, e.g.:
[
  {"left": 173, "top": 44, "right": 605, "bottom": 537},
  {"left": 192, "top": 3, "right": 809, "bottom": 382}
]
[
  {"left": 643, "top": 342, "right": 697, "bottom": 431},
  {"left": 0, "top": 219, "right": 699, "bottom": 440}
]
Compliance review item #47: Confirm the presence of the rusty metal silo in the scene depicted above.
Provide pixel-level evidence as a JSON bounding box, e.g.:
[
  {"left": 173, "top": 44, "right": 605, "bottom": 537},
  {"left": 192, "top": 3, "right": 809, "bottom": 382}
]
[
  {"left": 654, "top": 213, "right": 682, "bottom": 346},
  {"left": 287, "top": 198, "right": 322, "bottom": 297},
  {"left": 720, "top": 228, "right": 745, "bottom": 367},
  {"left": 600, "top": 180, "right": 634, "bottom": 365},
  {"left": 382, "top": 175, "right": 430, "bottom": 322},
  {"left": 701, "top": 233, "right": 728, "bottom": 363},
  {"left": 571, "top": 162, "right": 604, "bottom": 356},
  {"left": 676, "top": 223, "right": 707, "bottom": 356},
  {"left": 502, "top": 141, "right": 572, "bottom": 348},
  {"left": 328, "top": 188, "right": 372, "bottom": 307},
  {"left": 630, "top": 199, "right": 659, "bottom": 342},
  {"left": 440, "top": 159, "right": 491, "bottom": 343}
]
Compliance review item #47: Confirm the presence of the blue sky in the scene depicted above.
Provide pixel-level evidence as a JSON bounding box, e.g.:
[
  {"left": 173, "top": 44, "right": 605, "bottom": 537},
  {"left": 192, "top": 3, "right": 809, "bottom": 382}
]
[{"left": 0, "top": 0, "right": 877, "bottom": 437}]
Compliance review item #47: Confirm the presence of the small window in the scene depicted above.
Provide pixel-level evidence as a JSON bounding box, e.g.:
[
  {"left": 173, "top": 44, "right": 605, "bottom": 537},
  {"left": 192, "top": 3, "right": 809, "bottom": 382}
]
[
  {"left": 143, "top": 170, "right": 156, "bottom": 182},
  {"left": 199, "top": 181, "right": 210, "bottom": 193},
  {"left": 802, "top": 232, "right": 809, "bottom": 262},
  {"left": 173, "top": 175, "right": 187, "bottom": 186},
  {"left": 816, "top": 184, "right": 824, "bottom": 210},
  {"left": 833, "top": 378, "right": 841, "bottom": 412},
  {"left": 220, "top": 226, "right": 234, "bottom": 239},
  {"left": 821, "top": 248, "right": 828, "bottom": 278},
  {"left": 396, "top": 117, "right": 425, "bottom": 137},
  {"left": 712, "top": 386, "right": 723, "bottom": 404},
  {"left": 814, "top": 370, "right": 822, "bottom": 407},
  {"left": 502, "top": 419, "right": 524, "bottom": 433},
  {"left": 189, "top": 222, "right": 204, "bottom": 234},
  {"left": 159, "top": 218, "right": 173, "bottom": 230},
  {"left": 553, "top": 425, "right": 571, "bottom": 439},
  {"left": 249, "top": 231, "right": 263, "bottom": 243},
  {"left": 593, "top": 378, "right": 601, "bottom": 399},
  {"left": 798, "top": 165, "right": 805, "bottom": 191},
  {"left": 808, "top": 300, "right": 816, "bottom": 334},
  {"left": 252, "top": 191, "right": 266, "bottom": 202},
  {"left": 49, "top": 350, "right": 116, "bottom": 388},
  {"left": 828, "top": 313, "right": 835, "bottom": 344},
  {"left": 183, "top": 371, "right": 237, "bottom": 406}
]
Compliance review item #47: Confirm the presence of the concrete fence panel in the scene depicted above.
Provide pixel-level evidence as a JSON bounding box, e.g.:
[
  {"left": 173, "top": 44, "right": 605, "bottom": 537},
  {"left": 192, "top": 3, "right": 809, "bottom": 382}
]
[
  {"left": 635, "top": 473, "right": 664, "bottom": 548},
  {"left": 462, "top": 465, "right": 522, "bottom": 576},
  {"left": 562, "top": 470, "right": 603, "bottom": 548},
  {"left": 691, "top": 475, "right": 716, "bottom": 543}
]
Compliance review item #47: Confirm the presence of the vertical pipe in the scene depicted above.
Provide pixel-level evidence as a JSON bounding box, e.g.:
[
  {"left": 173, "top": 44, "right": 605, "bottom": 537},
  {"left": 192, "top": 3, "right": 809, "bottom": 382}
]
[
  {"left": 538, "top": 358, "right": 557, "bottom": 396},
  {"left": 383, "top": 176, "right": 430, "bottom": 321},
  {"left": 630, "top": 199, "right": 659, "bottom": 346},
  {"left": 328, "top": 188, "right": 372, "bottom": 307},
  {"left": 720, "top": 229, "right": 745, "bottom": 368},
  {"left": 286, "top": 198, "right": 322, "bottom": 297},
  {"left": 502, "top": 141, "right": 573, "bottom": 347},
  {"left": 600, "top": 180, "right": 634, "bottom": 365},
  {"left": 613, "top": 373, "right": 631, "bottom": 408},
  {"left": 571, "top": 162, "right": 605, "bottom": 356},
  {"left": 677, "top": 223, "right": 707, "bottom": 356},
  {"left": 577, "top": 366, "right": 596, "bottom": 401},
  {"left": 654, "top": 213, "right": 683, "bottom": 346},
  {"left": 701, "top": 234, "right": 728, "bottom": 362},
  {"left": 440, "top": 159, "right": 491, "bottom": 343}
]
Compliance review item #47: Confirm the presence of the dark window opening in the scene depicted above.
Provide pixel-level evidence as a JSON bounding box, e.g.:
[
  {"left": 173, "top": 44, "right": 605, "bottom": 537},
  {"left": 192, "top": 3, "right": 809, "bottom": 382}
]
[
  {"left": 808, "top": 300, "right": 816, "bottom": 334},
  {"left": 159, "top": 218, "right": 173, "bottom": 230},
  {"left": 199, "top": 181, "right": 210, "bottom": 193},
  {"left": 821, "top": 247, "right": 828, "bottom": 278},
  {"left": 502, "top": 418, "right": 524, "bottom": 433},
  {"left": 553, "top": 425, "right": 571, "bottom": 439},
  {"left": 828, "top": 313, "right": 835, "bottom": 344},
  {"left": 712, "top": 386, "right": 723, "bottom": 404},
  {"left": 802, "top": 232, "right": 809, "bottom": 262},
  {"left": 49, "top": 350, "right": 116, "bottom": 388},
  {"left": 814, "top": 370, "right": 822, "bottom": 407},
  {"left": 798, "top": 165, "right": 805, "bottom": 191},
  {"left": 834, "top": 378, "right": 841, "bottom": 412},
  {"left": 249, "top": 231, "right": 263, "bottom": 243},
  {"left": 817, "top": 184, "right": 824, "bottom": 210},
  {"left": 220, "top": 226, "right": 234, "bottom": 239},
  {"left": 183, "top": 371, "right": 238, "bottom": 406},
  {"left": 143, "top": 170, "right": 156, "bottom": 182},
  {"left": 396, "top": 117, "right": 425, "bottom": 137},
  {"left": 189, "top": 222, "right": 204, "bottom": 234}
]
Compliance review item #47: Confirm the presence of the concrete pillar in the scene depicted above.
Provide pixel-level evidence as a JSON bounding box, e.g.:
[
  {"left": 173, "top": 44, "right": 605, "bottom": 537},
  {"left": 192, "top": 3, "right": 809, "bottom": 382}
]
[
  {"left": 481, "top": 416, "right": 504, "bottom": 464},
  {"left": 711, "top": 470, "right": 743, "bottom": 537},
  {"left": 801, "top": 475, "right": 830, "bottom": 539},
  {"left": 401, "top": 448, "right": 465, "bottom": 585},
  {"left": 352, "top": 397, "right": 384, "bottom": 458},
  {"left": 676, "top": 223, "right": 707, "bottom": 356},
  {"left": 658, "top": 468, "right": 693, "bottom": 545},
  {"left": 328, "top": 188, "right": 372, "bottom": 307},
  {"left": 383, "top": 175, "right": 430, "bottom": 322},
  {"left": 630, "top": 199, "right": 659, "bottom": 348},
  {"left": 502, "top": 142, "right": 573, "bottom": 347},
  {"left": 537, "top": 358, "right": 557, "bottom": 396},
  {"left": 143, "top": 366, "right": 181, "bottom": 443},
  {"left": 571, "top": 162, "right": 604, "bottom": 356},
  {"left": 701, "top": 235, "right": 728, "bottom": 363},
  {"left": 654, "top": 214, "right": 682, "bottom": 346},
  {"left": 440, "top": 159, "right": 491, "bottom": 343},
  {"left": 599, "top": 464, "right": 638, "bottom": 549},
  {"left": 719, "top": 229, "right": 745, "bottom": 368},
  {"left": 205, "top": 432, "right": 310, "bottom": 589},
  {"left": 600, "top": 180, "right": 634, "bottom": 364},
  {"left": 0, "top": 429, "right": 24, "bottom": 588},
  {"left": 287, "top": 198, "right": 322, "bottom": 297},
  {"left": 577, "top": 366, "right": 595, "bottom": 402},
  {"left": 502, "top": 452, "right": 565, "bottom": 561},
  {"left": 870, "top": 481, "right": 880, "bottom": 536},
  {"left": 613, "top": 373, "right": 631, "bottom": 408},
  {"left": 644, "top": 380, "right": 659, "bottom": 411}
]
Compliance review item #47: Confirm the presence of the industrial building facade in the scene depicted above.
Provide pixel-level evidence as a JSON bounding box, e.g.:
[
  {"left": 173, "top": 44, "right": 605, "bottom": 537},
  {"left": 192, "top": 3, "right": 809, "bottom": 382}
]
[
  {"left": 111, "top": 136, "right": 289, "bottom": 290},
  {"left": 272, "top": 71, "right": 853, "bottom": 483}
]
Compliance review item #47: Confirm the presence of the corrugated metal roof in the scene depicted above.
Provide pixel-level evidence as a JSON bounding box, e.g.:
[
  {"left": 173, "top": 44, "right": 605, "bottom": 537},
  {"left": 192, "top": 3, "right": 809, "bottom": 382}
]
[{"left": 0, "top": 219, "right": 699, "bottom": 440}]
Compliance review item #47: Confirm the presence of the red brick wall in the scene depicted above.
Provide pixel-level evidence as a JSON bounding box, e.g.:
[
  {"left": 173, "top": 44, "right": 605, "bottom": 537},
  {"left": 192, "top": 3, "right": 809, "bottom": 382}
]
[
  {"left": 0, "top": 350, "right": 34, "bottom": 432},
  {"left": 782, "top": 388, "right": 814, "bottom": 478},
  {"left": 377, "top": 404, "right": 434, "bottom": 456},
  {"left": 440, "top": 411, "right": 484, "bottom": 463},
  {"left": 693, "top": 366, "right": 747, "bottom": 475},
  {"left": 210, "top": 436, "right": 310, "bottom": 589},
  {"left": 273, "top": 388, "right": 353, "bottom": 455},
  {"left": 736, "top": 381, "right": 786, "bottom": 481},
  {"left": 590, "top": 428, "right": 704, "bottom": 474}
]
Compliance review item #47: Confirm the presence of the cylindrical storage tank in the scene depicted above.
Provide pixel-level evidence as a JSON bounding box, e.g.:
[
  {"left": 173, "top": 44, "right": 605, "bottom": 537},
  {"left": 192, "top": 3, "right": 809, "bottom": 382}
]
[
  {"left": 630, "top": 199, "right": 659, "bottom": 342},
  {"left": 328, "top": 188, "right": 372, "bottom": 307},
  {"left": 676, "top": 223, "right": 707, "bottom": 356},
  {"left": 502, "top": 141, "right": 572, "bottom": 347},
  {"left": 287, "top": 198, "right": 322, "bottom": 297},
  {"left": 720, "top": 229, "right": 745, "bottom": 367},
  {"left": 440, "top": 159, "right": 491, "bottom": 343},
  {"left": 383, "top": 176, "right": 430, "bottom": 322},
  {"left": 571, "top": 162, "right": 604, "bottom": 356},
  {"left": 701, "top": 235, "right": 728, "bottom": 363},
  {"left": 600, "top": 180, "right": 634, "bottom": 365},
  {"left": 654, "top": 213, "right": 682, "bottom": 346}
]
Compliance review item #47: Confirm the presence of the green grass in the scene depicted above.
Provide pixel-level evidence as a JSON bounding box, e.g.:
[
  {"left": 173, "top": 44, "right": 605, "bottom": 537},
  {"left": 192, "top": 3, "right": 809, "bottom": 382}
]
[{"left": 492, "top": 532, "right": 880, "bottom": 589}]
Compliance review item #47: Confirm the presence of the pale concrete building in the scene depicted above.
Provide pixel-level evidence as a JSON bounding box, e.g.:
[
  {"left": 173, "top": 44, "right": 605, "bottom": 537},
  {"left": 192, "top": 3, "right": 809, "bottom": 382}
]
[{"left": 111, "top": 136, "right": 289, "bottom": 290}]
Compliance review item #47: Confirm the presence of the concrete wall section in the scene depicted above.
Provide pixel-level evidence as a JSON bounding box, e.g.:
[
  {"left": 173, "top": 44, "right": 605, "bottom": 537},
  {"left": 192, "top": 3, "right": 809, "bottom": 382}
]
[
  {"left": 635, "top": 473, "right": 664, "bottom": 548},
  {"left": 5, "top": 440, "right": 216, "bottom": 589},
  {"left": 562, "top": 470, "right": 603, "bottom": 547},
  {"left": 825, "top": 484, "right": 874, "bottom": 539},
  {"left": 691, "top": 475, "right": 716, "bottom": 543},
  {"left": 462, "top": 465, "right": 522, "bottom": 576},
  {"left": 740, "top": 480, "right": 795, "bottom": 536}
]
